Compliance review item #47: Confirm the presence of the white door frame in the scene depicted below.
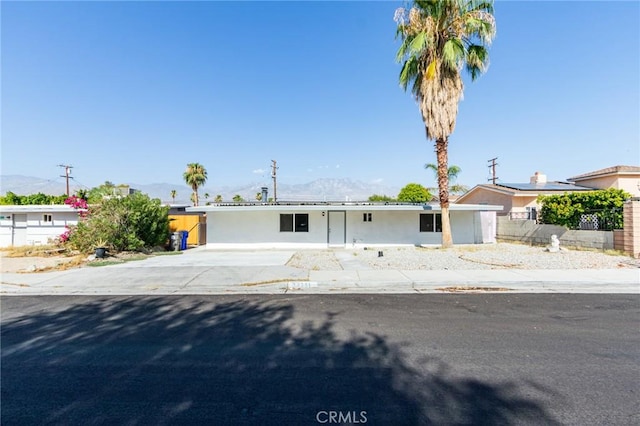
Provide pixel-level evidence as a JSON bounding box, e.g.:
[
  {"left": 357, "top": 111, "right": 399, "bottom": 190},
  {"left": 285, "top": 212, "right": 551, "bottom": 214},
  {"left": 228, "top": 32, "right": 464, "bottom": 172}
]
[
  {"left": 12, "top": 214, "right": 27, "bottom": 246},
  {"left": 327, "top": 211, "right": 346, "bottom": 247}
]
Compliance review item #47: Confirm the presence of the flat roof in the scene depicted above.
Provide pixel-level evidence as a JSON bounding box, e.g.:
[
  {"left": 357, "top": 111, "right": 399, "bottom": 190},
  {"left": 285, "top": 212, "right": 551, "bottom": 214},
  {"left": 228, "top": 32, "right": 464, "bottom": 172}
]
[
  {"left": 496, "top": 182, "right": 594, "bottom": 191},
  {"left": 0, "top": 205, "right": 83, "bottom": 213},
  {"left": 188, "top": 202, "right": 503, "bottom": 212}
]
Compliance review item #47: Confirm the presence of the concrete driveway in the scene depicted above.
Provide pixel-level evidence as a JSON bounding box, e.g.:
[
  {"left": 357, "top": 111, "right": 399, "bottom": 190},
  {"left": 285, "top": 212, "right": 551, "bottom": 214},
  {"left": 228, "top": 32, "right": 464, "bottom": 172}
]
[{"left": 1, "top": 246, "right": 638, "bottom": 295}]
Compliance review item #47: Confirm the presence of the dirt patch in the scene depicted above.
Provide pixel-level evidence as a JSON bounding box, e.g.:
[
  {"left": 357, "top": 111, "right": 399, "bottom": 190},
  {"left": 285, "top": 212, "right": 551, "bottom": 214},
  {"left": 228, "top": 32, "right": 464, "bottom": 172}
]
[{"left": 0, "top": 252, "right": 80, "bottom": 273}]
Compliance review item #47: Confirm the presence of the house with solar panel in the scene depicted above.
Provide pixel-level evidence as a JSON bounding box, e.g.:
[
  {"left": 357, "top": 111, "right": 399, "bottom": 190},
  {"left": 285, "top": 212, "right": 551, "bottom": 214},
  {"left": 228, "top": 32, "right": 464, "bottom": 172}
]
[{"left": 454, "top": 171, "right": 596, "bottom": 220}]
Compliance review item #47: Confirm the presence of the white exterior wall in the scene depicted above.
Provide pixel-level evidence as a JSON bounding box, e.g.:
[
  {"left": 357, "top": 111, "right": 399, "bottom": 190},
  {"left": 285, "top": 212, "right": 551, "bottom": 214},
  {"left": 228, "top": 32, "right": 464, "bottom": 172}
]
[
  {"left": 0, "top": 210, "right": 79, "bottom": 247},
  {"left": 206, "top": 210, "right": 329, "bottom": 249},
  {"left": 450, "top": 211, "right": 477, "bottom": 244},
  {"left": 0, "top": 214, "right": 13, "bottom": 247},
  {"left": 205, "top": 208, "right": 488, "bottom": 249}
]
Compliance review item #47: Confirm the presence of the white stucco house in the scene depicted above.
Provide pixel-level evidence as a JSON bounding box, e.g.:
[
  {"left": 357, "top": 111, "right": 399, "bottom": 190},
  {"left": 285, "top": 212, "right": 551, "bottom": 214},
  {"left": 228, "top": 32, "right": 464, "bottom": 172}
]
[
  {"left": 187, "top": 202, "right": 503, "bottom": 249},
  {"left": 0, "top": 205, "right": 83, "bottom": 247}
]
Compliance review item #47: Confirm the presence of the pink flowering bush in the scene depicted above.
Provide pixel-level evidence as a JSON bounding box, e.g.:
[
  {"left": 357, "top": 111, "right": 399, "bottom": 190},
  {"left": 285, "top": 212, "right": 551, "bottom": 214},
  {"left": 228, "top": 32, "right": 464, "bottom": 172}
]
[
  {"left": 61, "top": 192, "right": 169, "bottom": 253},
  {"left": 59, "top": 225, "right": 72, "bottom": 243},
  {"left": 58, "top": 196, "right": 90, "bottom": 246},
  {"left": 64, "top": 196, "right": 89, "bottom": 218}
]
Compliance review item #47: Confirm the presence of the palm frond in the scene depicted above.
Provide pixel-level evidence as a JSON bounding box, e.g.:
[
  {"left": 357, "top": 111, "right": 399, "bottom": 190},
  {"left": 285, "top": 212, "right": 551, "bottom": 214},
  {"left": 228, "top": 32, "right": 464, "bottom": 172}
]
[
  {"left": 408, "top": 31, "right": 428, "bottom": 57},
  {"left": 395, "top": 37, "right": 411, "bottom": 62},
  {"left": 442, "top": 38, "right": 465, "bottom": 70},
  {"left": 465, "top": 44, "right": 489, "bottom": 80},
  {"left": 399, "top": 57, "right": 419, "bottom": 91}
]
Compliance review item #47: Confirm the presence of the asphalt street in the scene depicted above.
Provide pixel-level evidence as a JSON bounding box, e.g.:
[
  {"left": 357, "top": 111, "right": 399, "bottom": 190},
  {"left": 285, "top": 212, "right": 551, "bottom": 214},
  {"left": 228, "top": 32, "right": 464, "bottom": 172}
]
[{"left": 1, "top": 294, "right": 639, "bottom": 425}]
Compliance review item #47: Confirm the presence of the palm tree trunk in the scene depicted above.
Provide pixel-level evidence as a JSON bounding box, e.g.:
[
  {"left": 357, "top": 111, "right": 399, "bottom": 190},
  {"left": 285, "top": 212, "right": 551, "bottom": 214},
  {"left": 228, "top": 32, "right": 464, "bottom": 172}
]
[
  {"left": 192, "top": 185, "right": 199, "bottom": 207},
  {"left": 435, "top": 137, "right": 453, "bottom": 248}
]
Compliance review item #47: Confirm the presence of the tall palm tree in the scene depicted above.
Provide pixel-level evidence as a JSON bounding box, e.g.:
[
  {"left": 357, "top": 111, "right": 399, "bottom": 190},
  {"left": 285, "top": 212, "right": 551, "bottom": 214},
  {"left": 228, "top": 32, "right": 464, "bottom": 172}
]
[
  {"left": 395, "top": 0, "right": 495, "bottom": 247},
  {"left": 425, "top": 163, "right": 469, "bottom": 195},
  {"left": 170, "top": 190, "right": 177, "bottom": 203},
  {"left": 183, "top": 163, "right": 208, "bottom": 207}
]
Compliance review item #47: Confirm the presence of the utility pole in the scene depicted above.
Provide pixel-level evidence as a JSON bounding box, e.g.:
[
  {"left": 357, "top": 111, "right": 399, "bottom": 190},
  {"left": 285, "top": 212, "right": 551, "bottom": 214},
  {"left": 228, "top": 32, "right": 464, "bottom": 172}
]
[
  {"left": 271, "top": 160, "right": 278, "bottom": 203},
  {"left": 487, "top": 158, "right": 498, "bottom": 185},
  {"left": 58, "top": 164, "right": 74, "bottom": 196}
]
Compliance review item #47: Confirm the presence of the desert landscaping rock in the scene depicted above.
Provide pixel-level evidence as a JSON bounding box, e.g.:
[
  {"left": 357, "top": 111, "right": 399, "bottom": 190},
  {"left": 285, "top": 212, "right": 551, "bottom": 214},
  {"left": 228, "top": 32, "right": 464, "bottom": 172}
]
[{"left": 287, "top": 243, "right": 639, "bottom": 271}]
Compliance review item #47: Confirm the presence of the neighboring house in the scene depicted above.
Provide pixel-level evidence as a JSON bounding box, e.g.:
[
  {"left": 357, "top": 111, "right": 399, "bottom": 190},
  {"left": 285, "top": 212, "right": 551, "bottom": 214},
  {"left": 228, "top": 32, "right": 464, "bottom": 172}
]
[
  {"left": 166, "top": 204, "right": 207, "bottom": 246},
  {"left": 455, "top": 172, "right": 594, "bottom": 219},
  {"left": 567, "top": 165, "right": 640, "bottom": 197},
  {"left": 187, "top": 202, "right": 502, "bottom": 249},
  {"left": 0, "top": 205, "right": 83, "bottom": 247}
]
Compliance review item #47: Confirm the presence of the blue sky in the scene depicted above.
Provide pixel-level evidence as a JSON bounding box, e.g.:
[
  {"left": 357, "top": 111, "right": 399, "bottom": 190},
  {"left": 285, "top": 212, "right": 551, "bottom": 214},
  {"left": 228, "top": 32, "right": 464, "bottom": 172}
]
[{"left": 2, "top": 0, "right": 639, "bottom": 193}]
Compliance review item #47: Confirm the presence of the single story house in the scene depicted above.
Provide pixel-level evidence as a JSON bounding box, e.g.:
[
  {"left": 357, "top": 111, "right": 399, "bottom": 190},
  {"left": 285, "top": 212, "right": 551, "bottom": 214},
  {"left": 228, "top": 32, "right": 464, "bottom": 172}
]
[
  {"left": 567, "top": 165, "right": 640, "bottom": 197},
  {"left": 455, "top": 172, "right": 595, "bottom": 220},
  {"left": 187, "top": 202, "right": 503, "bottom": 249},
  {"left": 0, "top": 205, "right": 83, "bottom": 247}
]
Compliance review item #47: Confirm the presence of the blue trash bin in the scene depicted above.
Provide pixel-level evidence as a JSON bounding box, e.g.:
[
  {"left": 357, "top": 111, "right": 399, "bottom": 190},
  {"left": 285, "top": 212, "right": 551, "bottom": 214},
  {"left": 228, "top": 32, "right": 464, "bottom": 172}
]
[{"left": 180, "top": 230, "right": 189, "bottom": 250}]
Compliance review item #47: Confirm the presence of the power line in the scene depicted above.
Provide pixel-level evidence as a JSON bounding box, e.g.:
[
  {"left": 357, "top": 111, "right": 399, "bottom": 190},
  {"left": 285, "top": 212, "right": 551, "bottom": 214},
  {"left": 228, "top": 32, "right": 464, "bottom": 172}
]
[
  {"left": 487, "top": 158, "right": 498, "bottom": 185},
  {"left": 58, "top": 164, "right": 74, "bottom": 196},
  {"left": 271, "top": 160, "right": 278, "bottom": 203}
]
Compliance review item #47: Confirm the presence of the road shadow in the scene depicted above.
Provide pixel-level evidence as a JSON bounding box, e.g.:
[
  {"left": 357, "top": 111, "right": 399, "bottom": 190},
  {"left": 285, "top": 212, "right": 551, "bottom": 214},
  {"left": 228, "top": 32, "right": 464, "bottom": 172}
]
[{"left": 1, "top": 297, "right": 560, "bottom": 425}]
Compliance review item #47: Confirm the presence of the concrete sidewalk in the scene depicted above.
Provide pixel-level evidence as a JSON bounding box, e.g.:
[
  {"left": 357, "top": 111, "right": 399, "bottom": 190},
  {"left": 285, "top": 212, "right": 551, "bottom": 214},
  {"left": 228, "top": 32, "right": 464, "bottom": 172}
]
[{"left": 1, "top": 248, "right": 638, "bottom": 295}]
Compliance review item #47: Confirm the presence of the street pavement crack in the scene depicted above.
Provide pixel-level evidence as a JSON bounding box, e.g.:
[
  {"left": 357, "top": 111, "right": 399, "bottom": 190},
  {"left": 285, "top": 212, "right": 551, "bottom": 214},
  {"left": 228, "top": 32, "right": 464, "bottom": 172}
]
[{"left": 171, "top": 267, "right": 214, "bottom": 293}]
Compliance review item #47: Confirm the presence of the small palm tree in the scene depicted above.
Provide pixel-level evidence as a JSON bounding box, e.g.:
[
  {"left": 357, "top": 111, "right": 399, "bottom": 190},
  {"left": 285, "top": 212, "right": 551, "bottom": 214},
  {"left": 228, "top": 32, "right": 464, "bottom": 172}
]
[
  {"left": 255, "top": 192, "right": 263, "bottom": 201},
  {"left": 232, "top": 194, "right": 244, "bottom": 203},
  {"left": 425, "top": 163, "right": 469, "bottom": 195},
  {"left": 170, "top": 190, "right": 177, "bottom": 203},
  {"left": 204, "top": 193, "right": 210, "bottom": 200},
  {"left": 183, "top": 163, "right": 208, "bottom": 206},
  {"left": 395, "top": 0, "right": 496, "bottom": 247},
  {"left": 214, "top": 194, "right": 223, "bottom": 203}
]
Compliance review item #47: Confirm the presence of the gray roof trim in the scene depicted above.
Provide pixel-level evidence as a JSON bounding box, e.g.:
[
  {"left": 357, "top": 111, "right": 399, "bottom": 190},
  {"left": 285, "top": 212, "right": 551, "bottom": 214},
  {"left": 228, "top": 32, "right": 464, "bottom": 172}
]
[
  {"left": 568, "top": 165, "right": 640, "bottom": 181},
  {"left": 188, "top": 203, "right": 503, "bottom": 213}
]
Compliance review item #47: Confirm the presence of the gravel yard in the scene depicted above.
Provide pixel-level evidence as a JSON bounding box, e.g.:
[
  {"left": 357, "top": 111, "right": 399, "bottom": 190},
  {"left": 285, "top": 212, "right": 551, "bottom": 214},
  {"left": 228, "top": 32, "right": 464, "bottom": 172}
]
[{"left": 286, "top": 243, "right": 640, "bottom": 270}]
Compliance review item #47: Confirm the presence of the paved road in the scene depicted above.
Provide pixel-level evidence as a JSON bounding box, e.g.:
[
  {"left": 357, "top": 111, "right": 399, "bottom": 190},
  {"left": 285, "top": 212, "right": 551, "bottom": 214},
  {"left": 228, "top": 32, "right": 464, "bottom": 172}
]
[{"left": 2, "top": 294, "right": 639, "bottom": 425}]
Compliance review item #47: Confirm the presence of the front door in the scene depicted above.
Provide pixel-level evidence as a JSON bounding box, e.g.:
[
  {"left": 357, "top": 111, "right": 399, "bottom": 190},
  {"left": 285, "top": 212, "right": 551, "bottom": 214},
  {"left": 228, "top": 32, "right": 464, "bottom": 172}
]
[
  {"left": 328, "top": 211, "right": 346, "bottom": 247},
  {"left": 12, "top": 214, "right": 27, "bottom": 246}
]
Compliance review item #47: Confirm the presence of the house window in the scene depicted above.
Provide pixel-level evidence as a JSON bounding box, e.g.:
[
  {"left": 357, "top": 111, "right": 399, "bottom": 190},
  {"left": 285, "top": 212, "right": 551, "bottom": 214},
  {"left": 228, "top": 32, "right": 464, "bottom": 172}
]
[
  {"left": 363, "top": 213, "right": 372, "bottom": 222},
  {"left": 280, "top": 214, "right": 309, "bottom": 232},
  {"left": 420, "top": 213, "right": 442, "bottom": 232},
  {"left": 43, "top": 214, "right": 53, "bottom": 223},
  {"left": 295, "top": 214, "right": 309, "bottom": 232}
]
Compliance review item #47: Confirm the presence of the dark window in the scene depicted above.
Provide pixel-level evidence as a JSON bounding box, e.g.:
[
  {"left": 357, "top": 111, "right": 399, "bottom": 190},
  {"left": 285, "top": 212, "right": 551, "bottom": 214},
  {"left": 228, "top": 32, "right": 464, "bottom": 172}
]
[
  {"left": 295, "top": 214, "right": 309, "bottom": 232},
  {"left": 43, "top": 214, "right": 53, "bottom": 223},
  {"left": 280, "top": 214, "right": 293, "bottom": 232},
  {"left": 281, "top": 213, "right": 309, "bottom": 232},
  {"left": 363, "top": 213, "right": 372, "bottom": 222},
  {"left": 420, "top": 213, "right": 442, "bottom": 232}
]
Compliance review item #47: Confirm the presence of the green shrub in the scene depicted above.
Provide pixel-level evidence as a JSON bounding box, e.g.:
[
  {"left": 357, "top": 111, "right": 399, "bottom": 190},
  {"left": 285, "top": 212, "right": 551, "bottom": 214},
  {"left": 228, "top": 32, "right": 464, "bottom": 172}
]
[
  {"left": 368, "top": 194, "right": 397, "bottom": 202},
  {"left": 67, "top": 193, "right": 170, "bottom": 253},
  {"left": 537, "top": 188, "right": 630, "bottom": 230},
  {"left": 397, "top": 183, "right": 432, "bottom": 203},
  {"left": 0, "top": 192, "right": 67, "bottom": 205}
]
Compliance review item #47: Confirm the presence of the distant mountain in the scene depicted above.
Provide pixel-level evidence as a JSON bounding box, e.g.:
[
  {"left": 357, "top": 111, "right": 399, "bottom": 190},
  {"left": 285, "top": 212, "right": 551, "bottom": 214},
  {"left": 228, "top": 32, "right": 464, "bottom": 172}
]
[
  {"left": 0, "top": 175, "right": 400, "bottom": 204},
  {"left": 0, "top": 175, "right": 80, "bottom": 196}
]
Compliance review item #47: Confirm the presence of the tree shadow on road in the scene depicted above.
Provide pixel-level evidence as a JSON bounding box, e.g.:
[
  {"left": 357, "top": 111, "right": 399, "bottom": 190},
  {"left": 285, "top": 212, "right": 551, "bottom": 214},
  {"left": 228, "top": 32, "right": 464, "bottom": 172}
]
[{"left": 1, "top": 297, "right": 560, "bottom": 425}]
